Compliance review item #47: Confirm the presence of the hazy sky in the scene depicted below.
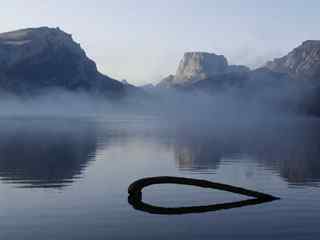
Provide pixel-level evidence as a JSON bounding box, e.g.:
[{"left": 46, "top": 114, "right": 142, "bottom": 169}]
[{"left": 2, "top": 0, "right": 320, "bottom": 85}]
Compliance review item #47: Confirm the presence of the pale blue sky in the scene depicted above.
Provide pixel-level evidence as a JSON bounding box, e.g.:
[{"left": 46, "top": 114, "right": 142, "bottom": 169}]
[{"left": 1, "top": 0, "right": 320, "bottom": 85}]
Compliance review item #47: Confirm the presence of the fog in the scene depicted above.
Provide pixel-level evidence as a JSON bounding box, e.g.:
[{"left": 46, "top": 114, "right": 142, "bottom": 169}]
[
  {"left": 0, "top": 81, "right": 320, "bottom": 189},
  {"left": 0, "top": 90, "right": 117, "bottom": 117},
  {"left": 0, "top": 77, "right": 318, "bottom": 130}
]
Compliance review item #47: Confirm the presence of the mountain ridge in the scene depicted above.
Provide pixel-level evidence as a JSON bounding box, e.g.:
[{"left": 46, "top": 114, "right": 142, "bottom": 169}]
[
  {"left": 0, "top": 27, "right": 126, "bottom": 96},
  {"left": 265, "top": 40, "right": 320, "bottom": 81},
  {"left": 158, "top": 40, "right": 320, "bottom": 89}
]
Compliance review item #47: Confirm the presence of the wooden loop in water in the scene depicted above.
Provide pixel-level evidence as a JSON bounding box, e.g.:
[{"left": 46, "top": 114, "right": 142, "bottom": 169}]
[{"left": 128, "top": 176, "right": 279, "bottom": 215}]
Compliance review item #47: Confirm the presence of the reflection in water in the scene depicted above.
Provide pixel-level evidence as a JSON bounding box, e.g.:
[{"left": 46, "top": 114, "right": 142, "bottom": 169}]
[
  {"left": 250, "top": 121, "right": 320, "bottom": 185},
  {"left": 173, "top": 119, "right": 320, "bottom": 186},
  {"left": 174, "top": 136, "right": 222, "bottom": 172},
  {"left": 0, "top": 119, "right": 98, "bottom": 188},
  {"left": 0, "top": 117, "right": 319, "bottom": 239},
  {"left": 129, "top": 194, "right": 276, "bottom": 215},
  {"left": 0, "top": 117, "right": 320, "bottom": 189}
]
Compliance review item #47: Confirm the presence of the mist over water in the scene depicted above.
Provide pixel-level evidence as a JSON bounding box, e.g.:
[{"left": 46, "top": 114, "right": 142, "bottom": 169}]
[
  {"left": 0, "top": 75, "right": 313, "bottom": 123},
  {"left": 0, "top": 114, "right": 319, "bottom": 239},
  {"left": 0, "top": 81, "right": 320, "bottom": 239}
]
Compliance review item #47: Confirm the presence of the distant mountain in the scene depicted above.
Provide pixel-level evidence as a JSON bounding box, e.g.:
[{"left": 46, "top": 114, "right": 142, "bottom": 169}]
[
  {"left": 2, "top": 28, "right": 320, "bottom": 115},
  {"left": 155, "top": 46, "right": 320, "bottom": 115},
  {"left": 140, "top": 83, "right": 155, "bottom": 91},
  {"left": 158, "top": 52, "right": 249, "bottom": 87},
  {"left": 156, "top": 41, "right": 320, "bottom": 92},
  {"left": 158, "top": 41, "right": 320, "bottom": 90},
  {"left": 121, "top": 79, "right": 130, "bottom": 85},
  {"left": 157, "top": 75, "right": 175, "bottom": 88},
  {"left": 156, "top": 51, "right": 293, "bottom": 102},
  {"left": 265, "top": 40, "right": 320, "bottom": 81},
  {"left": 187, "top": 67, "right": 291, "bottom": 92},
  {"left": 0, "top": 27, "right": 126, "bottom": 96}
]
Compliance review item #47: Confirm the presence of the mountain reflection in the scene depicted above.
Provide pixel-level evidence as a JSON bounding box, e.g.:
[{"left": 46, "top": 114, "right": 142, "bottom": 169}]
[
  {"left": 1, "top": 117, "right": 320, "bottom": 189},
  {"left": 251, "top": 120, "right": 320, "bottom": 186},
  {"left": 0, "top": 119, "right": 98, "bottom": 188},
  {"left": 173, "top": 119, "right": 320, "bottom": 186},
  {"left": 174, "top": 135, "right": 225, "bottom": 172}
]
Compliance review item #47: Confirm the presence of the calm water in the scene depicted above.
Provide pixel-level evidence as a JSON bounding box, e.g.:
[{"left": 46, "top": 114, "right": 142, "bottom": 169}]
[{"left": 0, "top": 116, "right": 319, "bottom": 239}]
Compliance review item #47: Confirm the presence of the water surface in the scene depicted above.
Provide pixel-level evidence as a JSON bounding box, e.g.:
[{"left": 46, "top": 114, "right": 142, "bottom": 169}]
[{"left": 0, "top": 117, "right": 319, "bottom": 239}]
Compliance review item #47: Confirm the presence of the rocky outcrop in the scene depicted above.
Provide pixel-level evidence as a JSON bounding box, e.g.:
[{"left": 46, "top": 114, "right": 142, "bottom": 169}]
[
  {"left": 0, "top": 27, "right": 124, "bottom": 96},
  {"left": 158, "top": 41, "right": 320, "bottom": 89},
  {"left": 175, "top": 52, "right": 228, "bottom": 82},
  {"left": 157, "top": 74, "right": 175, "bottom": 88},
  {"left": 265, "top": 40, "right": 320, "bottom": 81},
  {"left": 158, "top": 52, "right": 249, "bottom": 87}
]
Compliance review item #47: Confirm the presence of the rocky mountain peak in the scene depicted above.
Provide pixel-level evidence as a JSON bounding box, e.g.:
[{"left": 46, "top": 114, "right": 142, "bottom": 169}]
[
  {"left": 175, "top": 52, "right": 228, "bottom": 83},
  {"left": 0, "top": 27, "right": 74, "bottom": 45},
  {"left": 302, "top": 40, "right": 320, "bottom": 47},
  {"left": 0, "top": 27, "right": 86, "bottom": 68},
  {"left": 0, "top": 27, "right": 125, "bottom": 95},
  {"left": 265, "top": 40, "right": 320, "bottom": 81},
  {"left": 158, "top": 52, "right": 249, "bottom": 87}
]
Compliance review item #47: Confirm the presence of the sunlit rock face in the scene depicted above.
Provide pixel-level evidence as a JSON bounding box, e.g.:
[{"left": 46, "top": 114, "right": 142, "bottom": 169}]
[
  {"left": 158, "top": 52, "right": 249, "bottom": 87},
  {"left": 0, "top": 27, "right": 124, "bottom": 96},
  {"left": 265, "top": 40, "right": 320, "bottom": 81},
  {"left": 175, "top": 52, "right": 228, "bottom": 83},
  {"left": 158, "top": 41, "right": 320, "bottom": 89}
]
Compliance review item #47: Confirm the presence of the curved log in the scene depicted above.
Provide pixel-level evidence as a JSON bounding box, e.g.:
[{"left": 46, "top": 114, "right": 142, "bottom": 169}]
[{"left": 128, "top": 176, "right": 279, "bottom": 215}]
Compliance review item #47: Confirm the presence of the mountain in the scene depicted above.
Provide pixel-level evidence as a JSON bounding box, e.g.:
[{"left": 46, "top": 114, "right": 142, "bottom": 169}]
[
  {"left": 265, "top": 40, "right": 320, "bottom": 81},
  {"left": 121, "top": 79, "right": 129, "bottom": 85},
  {"left": 152, "top": 41, "right": 320, "bottom": 116},
  {"left": 158, "top": 41, "right": 320, "bottom": 90},
  {"left": 157, "top": 75, "right": 175, "bottom": 88},
  {"left": 140, "top": 83, "right": 155, "bottom": 91},
  {"left": 0, "top": 27, "right": 125, "bottom": 96},
  {"left": 158, "top": 52, "right": 249, "bottom": 87}
]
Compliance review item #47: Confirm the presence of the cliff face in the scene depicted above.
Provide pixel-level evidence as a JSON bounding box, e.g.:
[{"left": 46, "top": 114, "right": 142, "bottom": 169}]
[
  {"left": 159, "top": 41, "right": 320, "bottom": 89},
  {"left": 158, "top": 52, "right": 249, "bottom": 87},
  {"left": 175, "top": 52, "right": 228, "bottom": 83},
  {"left": 0, "top": 27, "right": 124, "bottom": 96},
  {"left": 265, "top": 40, "right": 320, "bottom": 81}
]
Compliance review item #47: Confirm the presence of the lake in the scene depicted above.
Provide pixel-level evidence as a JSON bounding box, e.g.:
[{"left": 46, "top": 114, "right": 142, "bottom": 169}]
[{"left": 0, "top": 116, "right": 319, "bottom": 239}]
